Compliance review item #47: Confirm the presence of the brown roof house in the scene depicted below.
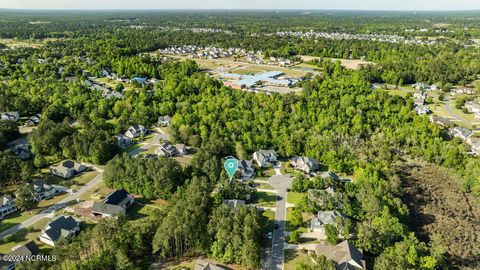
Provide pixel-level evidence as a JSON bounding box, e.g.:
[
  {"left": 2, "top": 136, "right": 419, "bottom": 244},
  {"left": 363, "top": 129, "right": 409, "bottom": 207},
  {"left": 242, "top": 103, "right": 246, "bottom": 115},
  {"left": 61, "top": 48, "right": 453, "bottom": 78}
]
[{"left": 314, "top": 240, "right": 365, "bottom": 269}]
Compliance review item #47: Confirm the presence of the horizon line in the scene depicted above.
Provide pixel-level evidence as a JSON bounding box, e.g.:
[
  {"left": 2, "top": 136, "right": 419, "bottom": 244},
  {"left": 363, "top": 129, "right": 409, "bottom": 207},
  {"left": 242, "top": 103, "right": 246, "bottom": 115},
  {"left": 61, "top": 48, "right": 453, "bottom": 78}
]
[{"left": 1, "top": 8, "right": 479, "bottom": 12}]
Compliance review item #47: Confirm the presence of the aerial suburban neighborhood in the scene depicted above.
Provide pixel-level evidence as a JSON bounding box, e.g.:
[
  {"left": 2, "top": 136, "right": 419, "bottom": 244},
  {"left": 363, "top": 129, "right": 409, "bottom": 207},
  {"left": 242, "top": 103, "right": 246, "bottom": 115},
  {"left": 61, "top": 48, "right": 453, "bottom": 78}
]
[{"left": 0, "top": 2, "right": 480, "bottom": 270}]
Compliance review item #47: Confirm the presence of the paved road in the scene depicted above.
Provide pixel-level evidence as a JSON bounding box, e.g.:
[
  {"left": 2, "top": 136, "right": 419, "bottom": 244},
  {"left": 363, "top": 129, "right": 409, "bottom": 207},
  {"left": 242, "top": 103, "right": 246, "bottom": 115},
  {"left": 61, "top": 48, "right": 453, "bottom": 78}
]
[
  {"left": 0, "top": 132, "right": 167, "bottom": 240},
  {"left": 268, "top": 174, "right": 293, "bottom": 270},
  {"left": 445, "top": 99, "right": 478, "bottom": 126},
  {"left": 130, "top": 132, "right": 169, "bottom": 157}
]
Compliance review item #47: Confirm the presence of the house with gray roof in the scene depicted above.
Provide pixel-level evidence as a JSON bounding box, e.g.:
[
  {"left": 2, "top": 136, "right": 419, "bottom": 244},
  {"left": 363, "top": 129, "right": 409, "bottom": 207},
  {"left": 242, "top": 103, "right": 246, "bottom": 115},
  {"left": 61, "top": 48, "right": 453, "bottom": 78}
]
[
  {"left": 291, "top": 156, "right": 320, "bottom": 174},
  {"left": 0, "top": 195, "right": 17, "bottom": 220},
  {"left": 25, "top": 179, "right": 61, "bottom": 201},
  {"left": 310, "top": 210, "right": 346, "bottom": 233},
  {"left": 92, "top": 189, "right": 134, "bottom": 218},
  {"left": 39, "top": 216, "right": 81, "bottom": 247},
  {"left": 314, "top": 240, "right": 365, "bottom": 269},
  {"left": 158, "top": 115, "right": 172, "bottom": 126},
  {"left": 238, "top": 160, "right": 255, "bottom": 179},
  {"left": 25, "top": 114, "right": 41, "bottom": 127},
  {"left": 114, "top": 134, "right": 133, "bottom": 148},
  {"left": 450, "top": 127, "right": 473, "bottom": 141},
  {"left": 0, "top": 241, "right": 39, "bottom": 270},
  {"left": 0, "top": 112, "right": 20, "bottom": 122},
  {"left": 253, "top": 150, "right": 277, "bottom": 167},
  {"left": 13, "top": 144, "right": 32, "bottom": 160},
  {"left": 429, "top": 115, "right": 454, "bottom": 127},
  {"left": 194, "top": 259, "right": 227, "bottom": 270},
  {"left": 223, "top": 199, "right": 246, "bottom": 208},
  {"left": 125, "top": 124, "right": 148, "bottom": 139},
  {"left": 50, "top": 160, "right": 87, "bottom": 179}
]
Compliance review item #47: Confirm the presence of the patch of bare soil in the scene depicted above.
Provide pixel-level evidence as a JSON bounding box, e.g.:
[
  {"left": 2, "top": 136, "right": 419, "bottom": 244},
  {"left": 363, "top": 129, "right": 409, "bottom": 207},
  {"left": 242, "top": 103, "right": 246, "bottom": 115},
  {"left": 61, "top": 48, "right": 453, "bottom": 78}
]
[{"left": 397, "top": 163, "right": 480, "bottom": 270}]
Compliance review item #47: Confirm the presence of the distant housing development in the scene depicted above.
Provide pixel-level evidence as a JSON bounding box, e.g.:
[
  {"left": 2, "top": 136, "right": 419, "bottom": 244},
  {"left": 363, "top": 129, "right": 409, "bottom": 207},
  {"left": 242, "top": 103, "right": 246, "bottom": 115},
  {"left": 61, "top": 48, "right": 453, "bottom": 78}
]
[{"left": 222, "top": 71, "right": 296, "bottom": 89}]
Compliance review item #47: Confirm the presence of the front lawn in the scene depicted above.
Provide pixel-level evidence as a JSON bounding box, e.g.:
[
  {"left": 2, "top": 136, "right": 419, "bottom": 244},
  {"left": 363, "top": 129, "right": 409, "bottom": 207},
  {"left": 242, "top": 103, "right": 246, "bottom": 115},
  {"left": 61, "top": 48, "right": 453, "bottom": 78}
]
[
  {"left": 0, "top": 211, "right": 35, "bottom": 233},
  {"left": 255, "top": 191, "right": 277, "bottom": 207},
  {"left": 287, "top": 192, "right": 305, "bottom": 205},
  {"left": 0, "top": 218, "right": 50, "bottom": 254}
]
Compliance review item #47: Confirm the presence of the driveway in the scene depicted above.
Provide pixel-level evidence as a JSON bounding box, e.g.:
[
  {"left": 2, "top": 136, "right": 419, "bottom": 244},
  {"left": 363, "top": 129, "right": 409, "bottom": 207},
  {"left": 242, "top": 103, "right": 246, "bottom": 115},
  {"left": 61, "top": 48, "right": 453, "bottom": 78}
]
[
  {"left": 268, "top": 175, "right": 293, "bottom": 270},
  {"left": 445, "top": 99, "right": 478, "bottom": 126}
]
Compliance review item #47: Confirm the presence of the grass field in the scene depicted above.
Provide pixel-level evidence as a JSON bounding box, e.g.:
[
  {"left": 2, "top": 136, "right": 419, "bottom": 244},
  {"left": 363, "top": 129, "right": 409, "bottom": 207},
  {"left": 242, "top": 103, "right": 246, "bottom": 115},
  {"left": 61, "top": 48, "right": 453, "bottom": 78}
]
[
  {"left": 287, "top": 192, "right": 305, "bottom": 205},
  {"left": 0, "top": 211, "right": 35, "bottom": 233}
]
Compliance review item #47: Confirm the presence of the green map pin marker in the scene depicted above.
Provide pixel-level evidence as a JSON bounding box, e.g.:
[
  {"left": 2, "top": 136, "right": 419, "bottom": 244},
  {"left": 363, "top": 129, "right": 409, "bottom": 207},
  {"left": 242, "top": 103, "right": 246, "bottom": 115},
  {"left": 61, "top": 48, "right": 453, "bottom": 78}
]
[{"left": 224, "top": 158, "right": 238, "bottom": 181}]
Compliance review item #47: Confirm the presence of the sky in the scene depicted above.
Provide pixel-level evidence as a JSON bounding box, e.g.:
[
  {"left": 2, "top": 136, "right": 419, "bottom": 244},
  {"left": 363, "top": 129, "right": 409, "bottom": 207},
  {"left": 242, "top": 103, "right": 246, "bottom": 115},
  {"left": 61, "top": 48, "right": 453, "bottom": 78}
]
[{"left": 1, "top": 0, "right": 479, "bottom": 11}]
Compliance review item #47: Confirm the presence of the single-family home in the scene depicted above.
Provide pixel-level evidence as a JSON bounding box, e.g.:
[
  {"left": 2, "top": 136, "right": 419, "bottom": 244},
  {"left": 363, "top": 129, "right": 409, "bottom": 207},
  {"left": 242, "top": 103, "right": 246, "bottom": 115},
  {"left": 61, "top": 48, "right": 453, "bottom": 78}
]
[
  {"left": 0, "top": 195, "right": 17, "bottom": 220},
  {"left": 174, "top": 144, "right": 188, "bottom": 155},
  {"left": 125, "top": 124, "right": 148, "bottom": 139},
  {"left": 465, "top": 101, "right": 480, "bottom": 118},
  {"left": 0, "top": 112, "right": 20, "bottom": 122},
  {"left": 310, "top": 211, "right": 346, "bottom": 233},
  {"left": 158, "top": 115, "right": 172, "bottom": 126},
  {"left": 114, "top": 134, "right": 133, "bottom": 148},
  {"left": 291, "top": 156, "right": 320, "bottom": 174},
  {"left": 29, "top": 179, "right": 61, "bottom": 201},
  {"left": 25, "top": 114, "right": 41, "bottom": 126},
  {"left": 450, "top": 127, "right": 473, "bottom": 141},
  {"left": 238, "top": 160, "right": 255, "bottom": 179},
  {"left": 415, "top": 105, "right": 431, "bottom": 115},
  {"left": 253, "top": 150, "right": 277, "bottom": 167},
  {"left": 414, "top": 96, "right": 426, "bottom": 106},
  {"left": 50, "top": 160, "right": 87, "bottom": 179},
  {"left": 132, "top": 77, "right": 147, "bottom": 84},
  {"left": 92, "top": 189, "right": 134, "bottom": 218},
  {"left": 429, "top": 115, "right": 454, "bottom": 127},
  {"left": 0, "top": 241, "right": 40, "bottom": 270},
  {"left": 313, "top": 241, "right": 365, "bottom": 269},
  {"left": 194, "top": 259, "right": 227, "bottom": 270},
  {"left": 452, "top": 87, "right": 475, "bottom": 95},
  {"left": 155, "top": 141, "right": 177, "bottom": 157},
  {"left": 13, "top": 144, "right": 32, "bottom": 160},
  {"left": 467, "top": 137, "right": 480, "bottom": 155},
  {"left": 39, "top": 216, "right": 81, "bottom": 247},
  {"left": 223, "top": 199, "right": 246, "bottom": 208}
]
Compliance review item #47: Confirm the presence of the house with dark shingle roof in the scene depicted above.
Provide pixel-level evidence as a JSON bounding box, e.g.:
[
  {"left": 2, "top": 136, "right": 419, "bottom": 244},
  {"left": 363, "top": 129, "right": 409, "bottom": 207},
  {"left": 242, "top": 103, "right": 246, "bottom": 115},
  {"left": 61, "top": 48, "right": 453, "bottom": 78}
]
[
  {"left": 238, "top": 159, "right": 255, "bottom": 179},
  {"left": 0, "top": 241, "right": 40, "bottom": 270},
  {"left": 450, "top": 127, "right": 473, "bottom": 141},
  {"left": 314, "top": 240, "right": 365, "bottom": 269},
  {"left": 39, "top": 216, "right": 81, "bottom": 247},
  {"left": 92, "top": 189, "right": 134, "bottom": 218},
  {"left": 0, "top": 112, "right": 20, "bottom": 122}
]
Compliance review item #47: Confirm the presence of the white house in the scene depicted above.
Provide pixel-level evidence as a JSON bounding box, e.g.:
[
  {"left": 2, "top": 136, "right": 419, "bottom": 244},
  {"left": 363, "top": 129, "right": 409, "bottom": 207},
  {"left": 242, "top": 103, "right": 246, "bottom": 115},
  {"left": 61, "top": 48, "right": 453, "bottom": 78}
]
[
  {"left": 158, "top": 115, "right": 172, "bottom": 126},
  {"left": 291, "top": 156, "right": 320, "bottom": 174},
  {"left": 0, "top": 195, "right": 17, "bottom": 220},
  {"left": 39, "top": 216, "right": 81, "bottom": 247},
  {"left": 310, "top": 210, "right": 346, "bottom": 233},
  {"left": 253, "top": 150, "right": 277, "bottom": 167},
  {"left": 125, "top": 124, "right": 148, "bottom": 139},
  {"left": 450, "top": 127, "right": 473, "bottom": 141}
]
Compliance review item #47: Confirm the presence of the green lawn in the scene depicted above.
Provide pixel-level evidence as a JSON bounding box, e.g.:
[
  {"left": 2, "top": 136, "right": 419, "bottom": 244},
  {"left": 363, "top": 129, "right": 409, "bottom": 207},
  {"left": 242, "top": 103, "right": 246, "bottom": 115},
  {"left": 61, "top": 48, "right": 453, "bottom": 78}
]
[
  {"left": 0, "top": 218, "right": 50, "bottom": 254},
  {"left": 255, "top": 182, "right": 274, "bottom": 190},
  {"left": 0, "top": 211, "right": 35, "bottom": 233},
  {"left": 255, "top": 191, "right": 277, "bottom": 207},
  {"left": 284, "top": 250, "right": 309, "bottom": 270},
  {"left": 122, "top": 143, "right": 140, "bottom": 153},
  {"left": 287, "top": 192, "right": 305, "bottom": 205},
  {"left": 67, "top": 171, "right": 99, "bottom": 190}
]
